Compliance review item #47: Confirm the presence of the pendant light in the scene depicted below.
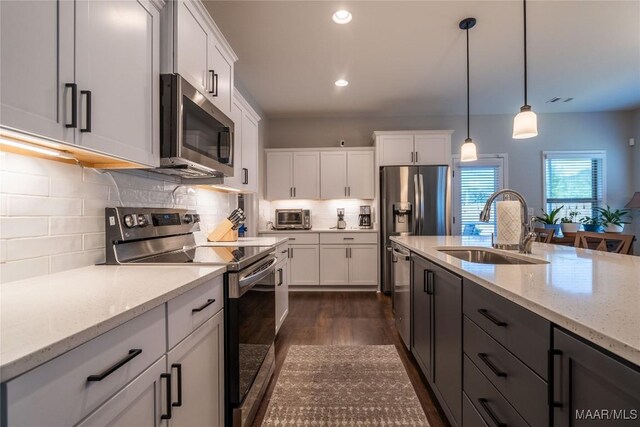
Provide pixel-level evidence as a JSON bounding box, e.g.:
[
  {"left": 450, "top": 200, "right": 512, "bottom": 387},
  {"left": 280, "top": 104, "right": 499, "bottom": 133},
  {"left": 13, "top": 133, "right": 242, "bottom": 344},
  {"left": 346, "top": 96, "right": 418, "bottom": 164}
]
[
  {"left": 460, "top": 17, "right": 477, "bottom": 162},
  {"left": 512, "top": 0, "right": 538, "bottom": 139}
]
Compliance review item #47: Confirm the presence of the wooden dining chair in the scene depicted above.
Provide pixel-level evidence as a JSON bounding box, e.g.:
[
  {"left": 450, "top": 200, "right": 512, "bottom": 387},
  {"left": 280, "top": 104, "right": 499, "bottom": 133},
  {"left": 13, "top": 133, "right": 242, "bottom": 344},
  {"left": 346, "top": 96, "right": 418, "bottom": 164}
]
[
  {"left": 533, "top": 227, "right": 555, "bottom": 243},
  {"left": 573, "top": 231, "right": 635, "bottom": 255}
]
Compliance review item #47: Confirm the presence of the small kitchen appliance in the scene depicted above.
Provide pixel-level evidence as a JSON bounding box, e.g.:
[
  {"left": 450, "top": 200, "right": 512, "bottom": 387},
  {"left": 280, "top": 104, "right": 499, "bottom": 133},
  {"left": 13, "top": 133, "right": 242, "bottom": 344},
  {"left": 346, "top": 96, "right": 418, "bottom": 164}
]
[
  {"left": 104, "top": 207, "right": 276, "bottom": 427},
  {"left": 358, "top": 205, "right": 372, "bottom": 229},
  {"left": 274, "top": 209, "right": 311, "bottom": 230},
  {"left": 336, "top": 208, "right": 347, "bottom": 229}
]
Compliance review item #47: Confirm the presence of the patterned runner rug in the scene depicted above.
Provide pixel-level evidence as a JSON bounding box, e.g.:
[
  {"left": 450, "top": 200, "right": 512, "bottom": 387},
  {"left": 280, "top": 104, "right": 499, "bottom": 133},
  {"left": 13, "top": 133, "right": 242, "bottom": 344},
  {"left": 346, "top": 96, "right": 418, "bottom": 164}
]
[{"left": 261, "top": 345, "right": 430, "bottom": 426}]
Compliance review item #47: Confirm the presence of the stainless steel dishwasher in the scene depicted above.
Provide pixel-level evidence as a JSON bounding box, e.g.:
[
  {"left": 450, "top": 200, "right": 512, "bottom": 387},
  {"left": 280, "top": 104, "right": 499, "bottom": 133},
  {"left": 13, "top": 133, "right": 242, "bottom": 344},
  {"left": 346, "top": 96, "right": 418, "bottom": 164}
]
[{"left": 392, "top": 244, "right": 411, "bottom": 349}]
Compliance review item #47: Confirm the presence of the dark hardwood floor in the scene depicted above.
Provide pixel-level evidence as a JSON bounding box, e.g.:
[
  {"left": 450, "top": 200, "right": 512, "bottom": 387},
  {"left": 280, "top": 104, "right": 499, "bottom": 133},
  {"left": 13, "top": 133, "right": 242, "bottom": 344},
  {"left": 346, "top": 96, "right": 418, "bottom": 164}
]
[{"left": 251, "top": 291, "right": 449, "bottom": 427}]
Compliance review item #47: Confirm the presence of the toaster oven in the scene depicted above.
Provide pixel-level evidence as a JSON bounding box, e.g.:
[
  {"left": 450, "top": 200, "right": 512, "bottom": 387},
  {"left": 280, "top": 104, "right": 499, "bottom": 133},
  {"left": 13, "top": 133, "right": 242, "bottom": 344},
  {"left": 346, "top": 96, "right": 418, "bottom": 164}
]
[{"left": 275, "top": 209, "right": 311, "bottom": 230}]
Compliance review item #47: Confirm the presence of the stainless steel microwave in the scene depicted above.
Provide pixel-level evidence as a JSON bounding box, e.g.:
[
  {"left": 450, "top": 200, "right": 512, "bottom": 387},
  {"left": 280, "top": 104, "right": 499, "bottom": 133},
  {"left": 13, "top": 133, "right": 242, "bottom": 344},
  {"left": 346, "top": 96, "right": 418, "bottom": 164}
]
[
  {"left": 275, "top": 209, "right": 311, "bottom": 230},
  {"left": 158, "top": 74, "right": 234, "bottom": 178}
]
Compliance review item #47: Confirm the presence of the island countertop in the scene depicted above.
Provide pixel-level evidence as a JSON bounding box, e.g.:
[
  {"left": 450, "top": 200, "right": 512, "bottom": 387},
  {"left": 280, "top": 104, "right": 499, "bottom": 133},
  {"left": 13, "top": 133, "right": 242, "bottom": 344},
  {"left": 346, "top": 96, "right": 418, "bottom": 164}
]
[{"left": 390, "top": 235, "right": 640, "bottom": 366}]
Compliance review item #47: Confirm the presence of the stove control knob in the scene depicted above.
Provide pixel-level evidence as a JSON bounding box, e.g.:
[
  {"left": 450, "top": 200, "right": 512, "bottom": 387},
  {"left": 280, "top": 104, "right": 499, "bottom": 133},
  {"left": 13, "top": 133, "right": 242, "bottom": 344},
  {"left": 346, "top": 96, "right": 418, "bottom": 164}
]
[
  {"left": 137, "top": 214, "right": 149, "bottom": 227},
  {"left": 193, "top": 214, "right": 200, "bottom": 223},
  {"left": 123, "top": 214, "right": 136, "bottom": 228},
  {"left": 183, "top": 214, "right": 194, "bottom": 224}
]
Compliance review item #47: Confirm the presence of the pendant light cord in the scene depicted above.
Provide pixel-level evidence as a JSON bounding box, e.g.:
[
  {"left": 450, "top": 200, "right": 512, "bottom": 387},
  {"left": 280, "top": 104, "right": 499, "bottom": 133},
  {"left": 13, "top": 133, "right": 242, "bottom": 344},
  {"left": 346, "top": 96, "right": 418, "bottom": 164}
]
[
  {"left": 466, "top": 26, "right": 470, "bottom": 140},
  {"left": 523, "top": 0, "right": 528, "bottom": 106}
]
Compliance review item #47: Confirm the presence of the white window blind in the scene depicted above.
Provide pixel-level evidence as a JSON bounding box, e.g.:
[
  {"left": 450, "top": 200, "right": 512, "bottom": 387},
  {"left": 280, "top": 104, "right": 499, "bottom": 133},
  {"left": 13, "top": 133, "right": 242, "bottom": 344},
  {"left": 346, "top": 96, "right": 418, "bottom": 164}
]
[
  {"left": 453, "top": 156, "right": 506, "bottom": 236},
  {"left": 543, "top": 151, "right": 606, "bottom": 219}
]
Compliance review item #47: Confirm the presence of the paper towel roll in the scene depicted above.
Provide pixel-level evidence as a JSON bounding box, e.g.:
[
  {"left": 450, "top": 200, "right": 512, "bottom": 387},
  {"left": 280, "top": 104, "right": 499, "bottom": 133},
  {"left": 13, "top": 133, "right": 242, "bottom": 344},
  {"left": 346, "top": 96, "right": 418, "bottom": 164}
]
[{"left": 496, "top": 201, "right": 521, "bottom": 246}]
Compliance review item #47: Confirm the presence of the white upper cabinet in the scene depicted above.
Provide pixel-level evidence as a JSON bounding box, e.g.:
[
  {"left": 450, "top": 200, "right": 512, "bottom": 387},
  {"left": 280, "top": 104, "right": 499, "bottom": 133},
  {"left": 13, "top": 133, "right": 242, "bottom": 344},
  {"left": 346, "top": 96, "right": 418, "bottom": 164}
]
[
  {"left": 320, "top": 150, "right": 375, "bottom": 199},
  {"left": 223, "top": 91, "right": 260, "bottom": 193},
  {"left": 0, "top": 0, "right": 74, "bottom": 144},
  {"left": 266, "top": 151, "right": 320, "bottom": 200},
  {"left": 75, "top": 0, "right": 159, "bottom": 167},
  {"left": 375, "top": 131, "right": 453, "bottom": 166},
  {"left": 166, "top": 0, "right": 237, "bottom": 117},
  {"left": 0, "top": 0, "right": 162, "bottom": 167}
]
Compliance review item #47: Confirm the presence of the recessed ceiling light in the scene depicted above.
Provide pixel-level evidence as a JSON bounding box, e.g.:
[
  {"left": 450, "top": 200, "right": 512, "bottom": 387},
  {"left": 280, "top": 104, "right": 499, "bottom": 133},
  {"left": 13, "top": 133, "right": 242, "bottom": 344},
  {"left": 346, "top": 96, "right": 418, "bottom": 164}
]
[
  {"left": 332, "top": 10, "right": 352, "bottom": 24},
  {"left": 334, "top": 79, "right": 349, "bottom": 87}
]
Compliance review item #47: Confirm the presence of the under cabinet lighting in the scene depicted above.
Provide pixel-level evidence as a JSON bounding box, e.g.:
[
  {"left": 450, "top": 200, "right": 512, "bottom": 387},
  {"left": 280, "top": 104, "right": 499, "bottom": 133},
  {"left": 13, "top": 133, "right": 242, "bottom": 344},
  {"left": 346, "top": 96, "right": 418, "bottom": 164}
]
[
  {"left": 332, "top": 10, "right": 352, "bottom": 24},
  {"left": 0, "top": 137, "right": 76, "bottom": 160},
  {"left": 335, "top": 79, "right": 349, "bottom": 87}
]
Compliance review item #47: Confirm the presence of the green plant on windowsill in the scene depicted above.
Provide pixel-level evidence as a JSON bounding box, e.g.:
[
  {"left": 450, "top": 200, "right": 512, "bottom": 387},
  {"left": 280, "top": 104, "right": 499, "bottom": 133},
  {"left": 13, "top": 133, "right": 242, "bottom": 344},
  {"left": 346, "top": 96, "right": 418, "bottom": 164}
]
[
  {"left": 579, "top": 216, "right": 602, "bottom": 232},
  {"left": 536, "top": 206, "right": 564, "bottom": 225},
  {"left": 560, "top": 210, "right": 580, "bottom": 233},
  {"left": 594, "top": 205, "right": 631, "bottom": 233}
]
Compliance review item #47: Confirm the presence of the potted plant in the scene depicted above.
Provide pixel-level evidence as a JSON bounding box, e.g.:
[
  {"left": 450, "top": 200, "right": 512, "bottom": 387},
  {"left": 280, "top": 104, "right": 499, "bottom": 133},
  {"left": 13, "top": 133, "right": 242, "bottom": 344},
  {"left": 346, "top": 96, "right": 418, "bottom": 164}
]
[
  {"left": 594, "top": 205, "right": 631, "bottom": 233},
  {"left": 580, "top": 216, "right": 602, "bottom": 232},
  {"left": 560, "top": 209, "right": 580, "bottom": 234},
  {"left": 535, "top": 206, "right": 564, "bottom": 235}
]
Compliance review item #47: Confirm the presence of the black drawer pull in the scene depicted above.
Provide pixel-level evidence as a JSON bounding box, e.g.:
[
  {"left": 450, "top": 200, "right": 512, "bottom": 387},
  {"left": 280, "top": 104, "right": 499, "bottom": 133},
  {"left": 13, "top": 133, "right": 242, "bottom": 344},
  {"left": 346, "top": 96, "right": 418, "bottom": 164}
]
[
  {"left": 80, "top": 90, "right": 91, "bottom": 133},
  {"left": 171, "top": 363, "right": 183, "bottom": 407},
  {"left": 548, "top": 349, "right": 564, "bottom": 407},
  {"left": 343, "top": 237, "right": 355, "bottom": 240},
  {"left": 281, "top": 249, "right": 288, "bottom": 254},
  {"left": 477, "top": 398, "right": 507, "bottom": 427},
  {"left": 161, "top": 372, "right": 172, "bottom": 420},
  {"left": 86, "top": 349, "right": 142, "bottom": 382},
  {"left": 478, "top": 309, "right": 507, "bottom": 327},
  {"left": 478, "top": 353, "right": 507, "bottom": 377},
  {"left": 65, "top": 83, "right": 77, "bottom": 128},
  {"left": 425, "top": 270, "right": 434, "bottom": 295},
  {"left": 277, "top": 268, "right": 283, "bottom": 286},
  {"left": 192, "top": 298, "right": 215, "bottom": 313}
]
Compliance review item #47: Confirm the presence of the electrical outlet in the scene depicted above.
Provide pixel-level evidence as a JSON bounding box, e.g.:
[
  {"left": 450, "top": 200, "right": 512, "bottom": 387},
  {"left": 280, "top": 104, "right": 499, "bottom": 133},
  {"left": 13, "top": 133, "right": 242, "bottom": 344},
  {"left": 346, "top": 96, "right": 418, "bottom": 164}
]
[
  {"left": 527, "top": 207, "right": 534, "bottom": 216},
  {"left": 630, "top": 138, "right": 636, "bottom": 147}
]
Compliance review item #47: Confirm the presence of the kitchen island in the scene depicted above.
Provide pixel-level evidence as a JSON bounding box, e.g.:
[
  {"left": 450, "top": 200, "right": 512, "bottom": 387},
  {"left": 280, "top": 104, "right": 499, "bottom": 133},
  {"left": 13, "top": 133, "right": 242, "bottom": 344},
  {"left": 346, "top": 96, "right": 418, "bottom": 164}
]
[{"left": 391, "top": 235, "right": 639, "bottom": 426}]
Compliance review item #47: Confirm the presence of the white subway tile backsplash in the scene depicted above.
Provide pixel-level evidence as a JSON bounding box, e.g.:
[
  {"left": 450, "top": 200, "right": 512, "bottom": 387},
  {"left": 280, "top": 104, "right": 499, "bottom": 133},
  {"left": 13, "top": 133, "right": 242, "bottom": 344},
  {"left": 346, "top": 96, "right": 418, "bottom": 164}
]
[
  {"left": 50, "top": 177, "right": 110, "bottom": 200},
  {"left": 0, "top": 217, "right": 49, "bottom": 239},
  {"left": 50, "top": 216, "right": 104, "bottom": 235},
  {"left": 6, "top": 235, "right": 82, "bottom": 261},
  {"left": 0, "top": 171, "right": 49, "bottom": 196},
  {"left": 50, "top": 249, "right": 105, "bottom": 274},
  {"left": 1, "top": 151, "right": 82, "bottom": 179},
  {"left": 83, "top": 198, "right": 118, "bottom": 216},
  {"left": 83, "top": 233, "right": 105, "bottom": 250},
  {"left": 0, "top": 257, "right": 50, "bottom": 283},
  {"left": 7, "top": 195, "right": 82, "bottom": 216}
]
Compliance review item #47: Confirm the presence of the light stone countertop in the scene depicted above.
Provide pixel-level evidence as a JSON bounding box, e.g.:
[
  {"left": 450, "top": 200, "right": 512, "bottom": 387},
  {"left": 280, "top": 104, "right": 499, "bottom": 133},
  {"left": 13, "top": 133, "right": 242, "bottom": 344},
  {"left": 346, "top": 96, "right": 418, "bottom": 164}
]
[
  {"left": 201, "top": 236, "right": 290, "bottom": 247},
  {"left": 391, "top": 235, "right": 640, "bottom": 366},
  {"left": 259, "top": 228, "right": 378, "bottom": 233},
  {"left": 0, "top": 264, "right": 226, "bottom": 382}
]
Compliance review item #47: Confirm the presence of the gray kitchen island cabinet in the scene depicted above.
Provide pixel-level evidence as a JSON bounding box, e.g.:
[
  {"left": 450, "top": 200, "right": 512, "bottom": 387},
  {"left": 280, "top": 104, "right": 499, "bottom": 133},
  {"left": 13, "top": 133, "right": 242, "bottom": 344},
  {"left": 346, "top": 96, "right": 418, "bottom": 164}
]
[
  {"left": 552, "top": 328, "right": 640, "bottom": 426},
  {"left": 411, "top": 254, "right": 462, "bottom": 427}
]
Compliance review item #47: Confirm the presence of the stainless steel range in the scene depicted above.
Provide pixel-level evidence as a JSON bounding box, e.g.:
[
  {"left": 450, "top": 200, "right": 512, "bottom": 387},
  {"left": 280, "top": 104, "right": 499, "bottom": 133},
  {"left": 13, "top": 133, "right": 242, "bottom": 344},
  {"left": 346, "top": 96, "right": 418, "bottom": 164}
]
[{"left": 105, "top": 207, "right": 276, "bottom": 427}]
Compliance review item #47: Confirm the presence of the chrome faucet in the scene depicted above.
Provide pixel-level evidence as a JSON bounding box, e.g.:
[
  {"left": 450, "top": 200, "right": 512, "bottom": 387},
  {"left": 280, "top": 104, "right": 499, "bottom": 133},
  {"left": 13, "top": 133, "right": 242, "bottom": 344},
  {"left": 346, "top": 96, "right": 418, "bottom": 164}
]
[{"left": 479, "top": 189, "right": 537, "bottom": 254}]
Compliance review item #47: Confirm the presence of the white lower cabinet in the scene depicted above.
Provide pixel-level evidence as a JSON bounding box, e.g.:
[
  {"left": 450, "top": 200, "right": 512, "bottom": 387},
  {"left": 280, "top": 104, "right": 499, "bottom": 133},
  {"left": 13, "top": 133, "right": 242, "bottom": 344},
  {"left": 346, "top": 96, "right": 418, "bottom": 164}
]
[
  {"left": 289, "top": 245, "right": 319, "bottom": 285},
  {"left": 75, "top": 357, "right": 168, "bottom": 427},
  {"left": 320, "top": 244, "right": 377, "bottom": 286},
  {"left": 167, "top": 310, "right": 224, "bottom": 427},
  {"left": 348, "top": 245, "right": 378, "bottom": 285},
  {"left": 275, "top": 255, "right": 290, "bottom": 333}
]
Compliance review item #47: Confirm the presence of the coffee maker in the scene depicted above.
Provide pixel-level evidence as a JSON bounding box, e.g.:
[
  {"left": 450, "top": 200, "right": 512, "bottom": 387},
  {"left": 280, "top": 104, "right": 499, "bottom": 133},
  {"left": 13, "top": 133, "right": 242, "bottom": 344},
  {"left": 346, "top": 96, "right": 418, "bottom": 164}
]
[{"left": 358, "top": 205, "right": 372, "bottom": 229}]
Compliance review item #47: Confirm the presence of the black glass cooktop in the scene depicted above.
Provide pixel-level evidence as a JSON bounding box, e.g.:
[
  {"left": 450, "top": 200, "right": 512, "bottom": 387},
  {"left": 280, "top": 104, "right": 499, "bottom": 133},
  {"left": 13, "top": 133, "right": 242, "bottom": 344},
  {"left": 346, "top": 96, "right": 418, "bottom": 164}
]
[{"left": 131, "top": 245, "right": 272, "bottom": 271}]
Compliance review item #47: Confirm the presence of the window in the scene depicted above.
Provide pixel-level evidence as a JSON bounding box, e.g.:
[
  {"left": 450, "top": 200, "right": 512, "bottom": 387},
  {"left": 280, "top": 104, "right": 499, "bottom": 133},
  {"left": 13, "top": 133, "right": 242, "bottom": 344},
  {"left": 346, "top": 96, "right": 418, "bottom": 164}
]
[
  {"left": 453, "top": 155, "right": 507, "bottom": 236},
  {"left": 542, "top": 151, "right": 606, "bottom": 220}
]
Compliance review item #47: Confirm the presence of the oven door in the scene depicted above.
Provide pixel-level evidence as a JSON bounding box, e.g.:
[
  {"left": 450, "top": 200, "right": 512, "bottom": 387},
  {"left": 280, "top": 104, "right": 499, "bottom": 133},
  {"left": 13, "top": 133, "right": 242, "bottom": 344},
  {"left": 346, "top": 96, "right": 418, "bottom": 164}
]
[
  {"left": 226, "top": 255, "right": 277, "bottom": 406},
  {"left": 160, "top": 74, "right": 234, "bottom": 177}
]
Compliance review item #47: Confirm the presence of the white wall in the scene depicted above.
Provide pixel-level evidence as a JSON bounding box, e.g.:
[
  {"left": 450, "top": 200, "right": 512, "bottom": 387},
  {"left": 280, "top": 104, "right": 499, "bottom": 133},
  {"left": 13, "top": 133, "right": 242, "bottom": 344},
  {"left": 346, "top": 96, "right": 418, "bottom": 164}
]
[
  {"left": 0, "top": 151, "right": 236, "bottom": 283},
  {"left": 268, "top": 111, "right": 635, "bottom": 219}
]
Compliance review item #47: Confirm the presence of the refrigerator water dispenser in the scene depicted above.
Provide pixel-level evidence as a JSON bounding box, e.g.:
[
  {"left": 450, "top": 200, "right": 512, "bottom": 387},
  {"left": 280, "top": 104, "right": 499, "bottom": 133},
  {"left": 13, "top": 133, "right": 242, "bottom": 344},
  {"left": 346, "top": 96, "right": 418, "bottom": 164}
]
[{"left": 393, "top": 202, "right": 412, "bottom": 233}]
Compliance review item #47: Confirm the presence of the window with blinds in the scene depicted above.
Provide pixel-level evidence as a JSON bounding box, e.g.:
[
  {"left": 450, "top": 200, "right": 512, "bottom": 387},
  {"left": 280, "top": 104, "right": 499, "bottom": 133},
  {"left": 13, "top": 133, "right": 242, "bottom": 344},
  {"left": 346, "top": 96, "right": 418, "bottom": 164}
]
[
  {"left": 453, "top": 156, "right": 506, "bottom": 236},
  {"left": 543, "top": 151, "right": 606, "bottom": 220}
]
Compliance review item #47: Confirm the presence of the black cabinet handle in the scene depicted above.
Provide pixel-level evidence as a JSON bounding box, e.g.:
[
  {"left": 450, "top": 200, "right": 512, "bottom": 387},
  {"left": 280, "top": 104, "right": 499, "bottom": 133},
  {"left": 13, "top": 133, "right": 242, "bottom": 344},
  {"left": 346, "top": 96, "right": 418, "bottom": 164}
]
[
  {"left": 160, "top": 373, "right": 172, "bottom": 420},
  {"left": 65, "top": 83, "right": 77, "bottom": 128},
  {"left": 86, "top": 349, "right": 142, "bottom": 382},
  {"left": 548, "top": 349, "right": 564, "bottom": 407},
  {"left": 281, "top": 249, "right": 288, "bottom": 254},
  {"left": 192, "top": 298, "right": 215, "bottom": 313},
  {"left": 478, "top": 309, "right": 507, "bottom": 327},
  {"left": 424, "top": 270, "right": 434, "bottom": 294},
  {"left": 242, "top": 167, "right": 249, "bottom": 184},
  {"left": 80, "top": 90, "right": 92, "bottom": 133},
  {"left": 477, "top": 398, "right": 506, "bottom": 427},
  {"left": 171, "top": 363, "right": 183, "bottom": 407},
  {"left": 343, "top": 237, "right": 354, "bottom": 240},
  {"left": 208, "top": 70, "right": 218, "bottom": 96},
  {"left": 277, "top": 268, "right": 283, "bottom": 286},
  {"left": 478, "top": 353, "right": 507, "bottom": 377}
]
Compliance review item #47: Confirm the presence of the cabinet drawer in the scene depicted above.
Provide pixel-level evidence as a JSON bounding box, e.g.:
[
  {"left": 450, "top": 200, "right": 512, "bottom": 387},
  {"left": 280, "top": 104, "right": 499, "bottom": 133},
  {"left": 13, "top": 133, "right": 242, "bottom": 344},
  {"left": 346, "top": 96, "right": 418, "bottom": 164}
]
[
  {"left": 463, "top": 356, "right": 528, "bottom": 427},
  {"left": 4, "top": 305, "right": 166, "bottom": 427},
  {"left": 463, "top": 392, "right": 488, "bottom": 427},
  {"left": 275, "top": 242, "right": 290, "bottom": 264},
  {"left": 463, "top": 279, "right": 549, "bottom": 378},
  {"left": 168, "top": 275, "right": 224, "bottom": 349},
  {"left": 464, "top": 316, "right": 548, "bottom": 426},
  {"left": 320, "top": 232, "right": 377, "bottom": 244},
  {"left": 273, "top": 233, "right": 319, "bottom": 245}
]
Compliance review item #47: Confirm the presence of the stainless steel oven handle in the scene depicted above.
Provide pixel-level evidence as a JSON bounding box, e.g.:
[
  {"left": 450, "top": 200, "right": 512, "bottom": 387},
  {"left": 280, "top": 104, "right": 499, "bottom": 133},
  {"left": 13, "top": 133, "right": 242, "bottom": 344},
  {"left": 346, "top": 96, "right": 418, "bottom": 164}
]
[{"left": 238, "top": 256, "right": 278, "bottom": 290}]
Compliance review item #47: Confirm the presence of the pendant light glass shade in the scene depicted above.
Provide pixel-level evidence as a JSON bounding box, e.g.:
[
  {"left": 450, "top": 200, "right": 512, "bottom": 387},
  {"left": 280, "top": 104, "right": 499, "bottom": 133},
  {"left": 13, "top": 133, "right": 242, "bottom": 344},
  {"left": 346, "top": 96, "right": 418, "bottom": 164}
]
[
  {"left": 460, "top": 138, "right": 478, "bottom": 162},
  {"left": 513, "top": 105, "right": 538, "bottom": 139}
]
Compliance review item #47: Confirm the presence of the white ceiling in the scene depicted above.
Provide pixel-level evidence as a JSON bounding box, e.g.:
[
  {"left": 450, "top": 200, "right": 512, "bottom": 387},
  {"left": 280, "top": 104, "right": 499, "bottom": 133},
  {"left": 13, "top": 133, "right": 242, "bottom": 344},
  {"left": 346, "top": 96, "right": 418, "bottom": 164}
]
[{"left": 204, "top": 1, "right": 640, "bottom": 118}]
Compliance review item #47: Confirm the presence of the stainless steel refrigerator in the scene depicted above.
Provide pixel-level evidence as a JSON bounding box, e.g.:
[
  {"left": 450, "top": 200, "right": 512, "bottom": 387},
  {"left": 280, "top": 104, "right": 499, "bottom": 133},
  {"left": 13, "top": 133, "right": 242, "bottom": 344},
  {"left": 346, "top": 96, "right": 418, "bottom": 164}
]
[{"left": 380, "top": 166, "right": 451, "bottom": 294}]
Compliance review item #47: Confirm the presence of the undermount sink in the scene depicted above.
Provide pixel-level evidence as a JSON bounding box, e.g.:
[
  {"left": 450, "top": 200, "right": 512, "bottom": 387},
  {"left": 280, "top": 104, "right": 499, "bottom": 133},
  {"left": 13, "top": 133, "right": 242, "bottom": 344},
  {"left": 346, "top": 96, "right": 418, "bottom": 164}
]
[{"left": 438, "top": 248, "right": 549, "bottom": 265}]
